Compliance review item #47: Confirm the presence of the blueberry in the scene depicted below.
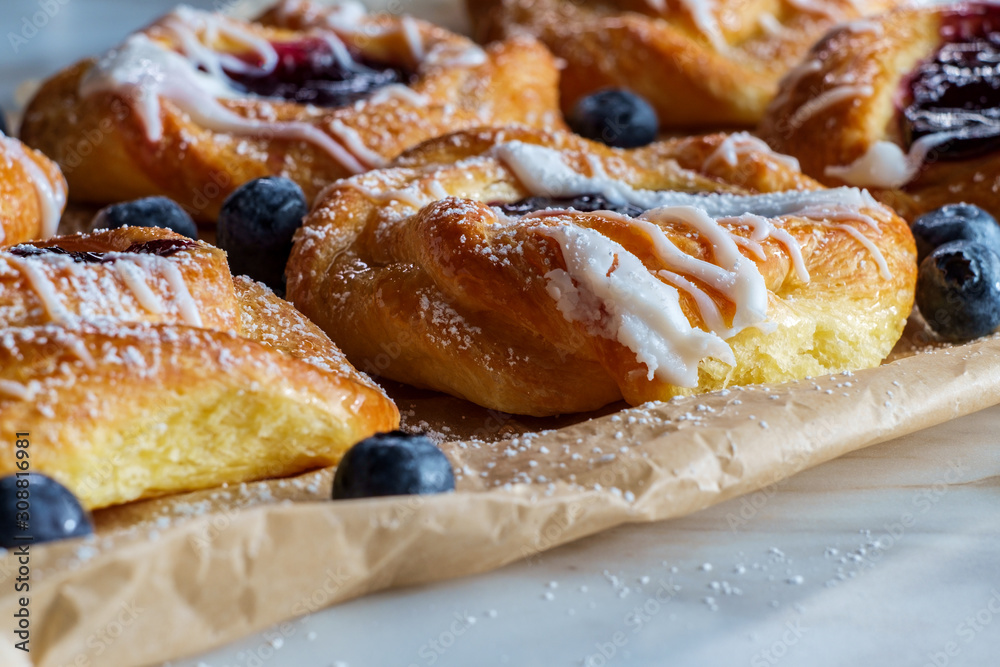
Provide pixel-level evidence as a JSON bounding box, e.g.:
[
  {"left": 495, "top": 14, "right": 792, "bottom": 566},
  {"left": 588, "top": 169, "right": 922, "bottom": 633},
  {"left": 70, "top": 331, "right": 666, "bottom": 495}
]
[
  {"left": 0, "top": 473, "right": 93, "bottom": 549},
  {"left": 568, "top": 89, "right": 659, "bottom": 149},
  {"left": 332, "top": 431, "right": 455, "bottom": 500},
  {"left": 912, "top": 204, "right": 1000, "bottom": 264},
  {"left": 916, "top": 240, "right": 1000, "bottom": 342},
  {"left": 217, "top": 177, "right": 308, "bottom": 292},
  {"left": 94, "top": 197, "right": 198, "bottom": 239},
  {"left": 0, "top": 108, "right": 7, "bottom": 136}
]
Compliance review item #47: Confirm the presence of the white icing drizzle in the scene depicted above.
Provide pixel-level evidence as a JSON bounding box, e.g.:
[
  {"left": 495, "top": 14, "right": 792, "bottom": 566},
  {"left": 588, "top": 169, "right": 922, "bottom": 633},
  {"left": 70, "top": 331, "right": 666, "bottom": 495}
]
[
  {"left": 670, "top": 0, "right": 727, "bottom": 51},
  {"left": 6, "top": 250, "right": 204, "bottom": 326},
  {"left": 317, "top": 31, "right": 355, "bottom": 69},
  {"left": 329, "top": 120, "right": 387, "bottom": 169},
  {"left": 771, "top": 59, "right": 823, "bottom": 113},
  {"left": 833, "top": 224, "right": 891, "bottom": 279},
  {"left": 0, "top": 379, "right": 39, "bottom": 401},
  {"left": 424, "top": 42, "right": 487, "bottom": 68},
  {"left": 489, "top": 141, "right": 895, "bottom": 378},
  {"left": 784, "top": 0, "right": 842, "bottom": 19},
  {"left": 538, "top": 224, "right": 735, "bottom": 387},
  {"left": 720, "top": 213, "right": 810, "bottom": 282},
  {"left": 758, "top": 13, "right": 791, "bottom": 37},
  {"left": 843, "top": 19, "right": 884, "bottom": 37},
  {"left": 115, "top": 259, "right": 166, "bottom": 314},
  {"left": 428, "top": 181, "right": 450, "bottom": 201},
  {"left": 0, "top": 134, "right": 65, "bottom": 239},
  {"left": 64, "top": 335, "right": 97, "bottom": 370},
  {"left": 400, "top": 16, "right": 425, "bottom": 62},
  {"left": 367, "top": 84, "right": 429, "bottom": 107},
  {"left": 493, "top": 141, "right": 886, "bottom": 219},
  {"left": 8, "top": 257, "right": 72, "bottom": 324},
  {"left": 634, "top": 210, "right": 770, "bottom": 336},
  {"left": 702, "top": 132, "right": 801, "bottom": 172},
  {"left": 824, "top": 132, "right": 965, "bottom": 189},
  {"left": 159, "top": 6, "right": 279, "bottom": 78},
  {"left": 158, "top": 260, "right": 203, "bottom": 327},
  {"left": 787, "top": 84, "right": 873, "bottom": 129},
  {"left": 79, "top": 26, "right": 367, "bottom": 173},
  {"left": 344, "top": 181, "right": 435, "bottom": 209}
]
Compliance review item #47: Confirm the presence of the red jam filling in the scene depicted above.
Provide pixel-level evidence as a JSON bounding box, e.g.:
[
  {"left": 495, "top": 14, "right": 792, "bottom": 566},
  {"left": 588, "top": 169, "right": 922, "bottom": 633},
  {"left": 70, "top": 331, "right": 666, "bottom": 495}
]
[
  {"left": 902, "top": 3, "right": 1000, "bottom": 160},
  {"left": 223, "top": 38, "right": 409, "bottom": 107},
  {"left": 492, "top": 194, "right": 647, "bottom": 218}
]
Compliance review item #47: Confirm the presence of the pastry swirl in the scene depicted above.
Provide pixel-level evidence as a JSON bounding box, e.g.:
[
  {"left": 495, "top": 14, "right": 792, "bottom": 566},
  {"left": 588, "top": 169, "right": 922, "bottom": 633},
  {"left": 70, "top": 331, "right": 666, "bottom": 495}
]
[
  {"left": 466, "top": 0, "right": 898, "bottom": 129},
  {"left": 287, "top": 129, "right": 916, "bottom": 416},
  {"left": 0, "top": 226, "right": 399, "bottom": 509},
  {"left": 0, "top": 132, "right": 66, "bottom": 244},
  {"left": 19, "top": 0, "right": 562, "bottom": 222},
  {"left": 759, "top": 3, "right": 1000, "bottom": 220}
]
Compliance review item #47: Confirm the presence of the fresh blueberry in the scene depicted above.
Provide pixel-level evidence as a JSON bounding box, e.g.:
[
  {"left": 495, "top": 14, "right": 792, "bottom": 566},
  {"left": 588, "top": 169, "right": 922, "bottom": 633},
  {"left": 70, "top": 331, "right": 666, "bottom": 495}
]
[
  {"left": 0, "top": 108, "right": 7, "bottom": 136},
  {"left": 0, "top": 473, "right": 93, "bottom": 549},
  {"left": 216, "top": 177, "right": 308, "bottom": 292},
  {"left": 912, "top": 204, "right": 1000, "bottom": 263},
  {"left": 916, "top": 240, "right": 1000, "bottom": 342},
  {"left": 332, "top": 431, "right": 455, "bottom": 500},
  {"left": 568, "top": 89, "right": 659, "bottom": 149},
  {"left": 94, "top": 197, "right": 198, "bottom": 239}
]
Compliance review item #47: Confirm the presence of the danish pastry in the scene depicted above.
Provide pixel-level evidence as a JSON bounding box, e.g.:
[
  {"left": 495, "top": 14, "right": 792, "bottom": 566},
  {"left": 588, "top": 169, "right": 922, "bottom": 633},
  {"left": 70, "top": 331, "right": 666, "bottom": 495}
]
[
  {"left": 466, "top": 0, "right": 898, "bottom": 129},
  {"left": 19, "top": 0, "right": 562, "bottom": 223},
  {"left": 759, "top": 3, "right": 1000, "bottom": 220},
  {"left": 287, "top": 128, "right": 916, "bottom": 416},
  {"left": 0, "top": 226, "right": 399, "bottom": 509},
  {"left": 0, "top": 131, "right": 66, "bottom": 244}
]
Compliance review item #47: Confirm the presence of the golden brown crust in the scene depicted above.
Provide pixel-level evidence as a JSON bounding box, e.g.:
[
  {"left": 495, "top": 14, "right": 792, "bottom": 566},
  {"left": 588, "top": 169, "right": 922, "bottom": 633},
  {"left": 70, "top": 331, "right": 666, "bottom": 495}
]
[
  {"left": 758, "top": 5, "right": 1000, "bottom": 220},
  {"left": 0, "top": 135, "right": 67, "bottom": 244},
  {"left": 0, "top": 227, "right": 398, "bottom": 508},
  {"left": 288, "top": 128, "right": 916, "bottom": 416},
  {"left": 20, "top": 1, "right": 563, "bottom": 222},
  {"left": 466, "top": 0, "right": 899, "bottom": 129}
]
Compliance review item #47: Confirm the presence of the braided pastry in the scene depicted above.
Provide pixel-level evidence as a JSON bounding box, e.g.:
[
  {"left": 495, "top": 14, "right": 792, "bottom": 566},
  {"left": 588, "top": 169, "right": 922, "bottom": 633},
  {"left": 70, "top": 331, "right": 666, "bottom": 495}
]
[
  {"left": 0, "top": 132, "right": 66, "bottom": 244},
  {"left": 287, "top": 128, "right": 916, "bottom": 416},
  {"left": 466, "top": 0, "right": 898, "bottom": 129},
  {"left": 0, "top": 227, "right": 399, "bottom": 509},
  {"left": 759, "top": 3, "right": 1000, "bottom": 220},
  {"left": 19, "top": 0, "right": 562, "bottom": 222}
]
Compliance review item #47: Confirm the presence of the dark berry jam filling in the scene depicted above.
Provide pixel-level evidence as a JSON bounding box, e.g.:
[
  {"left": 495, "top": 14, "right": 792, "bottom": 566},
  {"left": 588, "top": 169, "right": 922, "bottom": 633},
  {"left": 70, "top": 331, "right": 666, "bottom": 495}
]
[
  {"left": 492, "top": 194, "right": 647, "bottom": 218},
  {"left": 9, "top": 239, "right": 196, "bottom": 263},
  {"left": 223, "top": 38, "right": 410, "bottom": 107},
  {"left": 902, "top": 4, "right": 1000, "bottom": 160}
]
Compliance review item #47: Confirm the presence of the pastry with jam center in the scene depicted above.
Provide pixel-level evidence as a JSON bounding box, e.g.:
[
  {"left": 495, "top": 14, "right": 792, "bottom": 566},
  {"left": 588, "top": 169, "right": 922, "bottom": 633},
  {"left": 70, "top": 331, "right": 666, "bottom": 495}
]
[
  {"left": 19, "top": 0, "right": 563, "bottom": 223},
  {"left": 0, "top": 226, "right": 399, "bottom": 509},
  {"left": 286, "top": 128, "right": 916, "bottom": 416},
  {"left": 466, "top": 0, "right": 901, "bottom": 130},
  {"left": 759, "top": 2, "right": 1000, "bottom": 220}
]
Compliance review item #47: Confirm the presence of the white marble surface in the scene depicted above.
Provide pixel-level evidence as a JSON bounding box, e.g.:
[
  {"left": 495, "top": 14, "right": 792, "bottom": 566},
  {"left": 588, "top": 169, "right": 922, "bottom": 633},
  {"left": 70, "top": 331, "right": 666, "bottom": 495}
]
[
  {"left": 162, "top": 405, "right": 1000, "bottom": 667},
  {"left": 2, "top": 1, "right": 998, "bottom": 666}
]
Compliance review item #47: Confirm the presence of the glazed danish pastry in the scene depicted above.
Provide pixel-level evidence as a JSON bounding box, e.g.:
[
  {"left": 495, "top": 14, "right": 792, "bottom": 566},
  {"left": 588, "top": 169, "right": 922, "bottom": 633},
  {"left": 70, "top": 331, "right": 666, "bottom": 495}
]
[
  {"left": 19, "top": 0, "right": 562, "bottom": 222},
  {"left": 287, "top": 128, "right": 916, "bottom": 416},
  {"left": 466, "top": 0, "right": 898, "bottom": 129},
  {"left": 0, "top": 227, "right": 399, "bottom": 509},
  {"left": 759, "top": 3, "right": 1000, "bottom": 220},
  {"left": 0, "top": 131, "right": 66, "bottom": 244}
]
